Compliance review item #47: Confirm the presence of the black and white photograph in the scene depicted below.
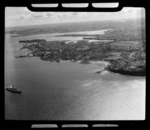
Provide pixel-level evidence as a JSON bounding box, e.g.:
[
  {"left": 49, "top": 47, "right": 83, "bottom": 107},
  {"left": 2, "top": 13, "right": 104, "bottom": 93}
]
[{"left": 5, "top": 6, "right": 146, "bottom": 121}]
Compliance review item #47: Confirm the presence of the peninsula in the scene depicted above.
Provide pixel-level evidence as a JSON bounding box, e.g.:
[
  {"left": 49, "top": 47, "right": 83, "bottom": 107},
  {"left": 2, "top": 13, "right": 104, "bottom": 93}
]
[
  {"left": 10, "top": 20, "right": 145, "bottom": 77},
  {"left": 18, "top": 38, "right": 145, "bottom": 76}
]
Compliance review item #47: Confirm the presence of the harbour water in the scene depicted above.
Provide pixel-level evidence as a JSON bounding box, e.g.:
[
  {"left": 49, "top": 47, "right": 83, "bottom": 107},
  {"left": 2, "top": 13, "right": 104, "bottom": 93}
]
[{"left": 5, "top": 31, "right": 145, "bottom": 120}]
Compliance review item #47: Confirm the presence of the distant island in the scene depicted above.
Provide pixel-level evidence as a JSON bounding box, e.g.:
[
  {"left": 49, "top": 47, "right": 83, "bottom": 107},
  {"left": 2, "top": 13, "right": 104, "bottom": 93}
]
[
  {"left": 17, "top": 37, "right": 145, "bottom": 77},
  {"left": 19, "top": 39, "right": 46, "bottom": 43}
]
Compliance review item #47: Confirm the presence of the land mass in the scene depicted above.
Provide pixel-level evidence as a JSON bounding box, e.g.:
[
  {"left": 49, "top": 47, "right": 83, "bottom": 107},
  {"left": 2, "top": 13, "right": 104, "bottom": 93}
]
[
  {"left": 18, "top": 38, "right": 145, "bottom": 76},
  {"left": 14, "top": 20, "right": 145, "bottom": 76}
]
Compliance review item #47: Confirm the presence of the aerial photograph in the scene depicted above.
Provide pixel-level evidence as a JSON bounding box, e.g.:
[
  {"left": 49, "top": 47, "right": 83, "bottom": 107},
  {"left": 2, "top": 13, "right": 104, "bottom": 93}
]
[{"left": 5, "top": 7, "right": 145, "bottom": 120}]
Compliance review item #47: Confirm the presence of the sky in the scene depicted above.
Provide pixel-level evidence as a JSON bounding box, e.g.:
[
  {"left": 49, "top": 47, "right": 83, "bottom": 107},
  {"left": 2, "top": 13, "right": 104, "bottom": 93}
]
[{"left": 5, "top": 7, "right": 145, "bottom": 27}]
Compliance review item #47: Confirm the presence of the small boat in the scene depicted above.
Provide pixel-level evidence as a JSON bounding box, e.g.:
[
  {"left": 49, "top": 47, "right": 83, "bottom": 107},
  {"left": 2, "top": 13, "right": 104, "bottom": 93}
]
[{"left": 6, "top": 85, "right": 22, "bottom": 94}]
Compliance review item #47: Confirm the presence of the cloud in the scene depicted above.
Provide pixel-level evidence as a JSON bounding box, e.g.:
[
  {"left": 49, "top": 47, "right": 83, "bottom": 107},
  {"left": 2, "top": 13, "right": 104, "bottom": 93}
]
[
  {"left": 46, "top": 12, "right": 53, "bottom": 18},
  {"left": 6, "top": 15, "right": 22, "bottom": 20},
  {"left": 72, "top": 12, "right": 78, "bottom": 16},
  {"left": 31, "top": 13, "right": 44, "bottom": 19},
  {"left": 5, "top": 7, "right": 144, "bottom": 27},
  {"left": 6, "top": 12, "right": 50, "bottom": 21}
]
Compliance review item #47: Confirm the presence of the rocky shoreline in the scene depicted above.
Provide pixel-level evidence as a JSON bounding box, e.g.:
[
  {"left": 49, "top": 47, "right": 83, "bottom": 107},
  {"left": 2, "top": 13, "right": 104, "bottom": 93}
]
[{"left": 105, "top": 64, "right": 145, "bottom": 76}]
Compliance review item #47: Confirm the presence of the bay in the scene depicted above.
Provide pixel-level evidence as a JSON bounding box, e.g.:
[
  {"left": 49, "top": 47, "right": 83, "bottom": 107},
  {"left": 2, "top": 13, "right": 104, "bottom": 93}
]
[{"left": 5, "top": 32, "right": 145, "bottom": 120}]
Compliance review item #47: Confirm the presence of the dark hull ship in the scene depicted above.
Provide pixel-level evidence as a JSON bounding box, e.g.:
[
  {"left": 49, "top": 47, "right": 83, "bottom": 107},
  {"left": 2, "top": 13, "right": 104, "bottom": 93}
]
[{"left": 6, "top": 85, "right": 22, "bottom": 94}]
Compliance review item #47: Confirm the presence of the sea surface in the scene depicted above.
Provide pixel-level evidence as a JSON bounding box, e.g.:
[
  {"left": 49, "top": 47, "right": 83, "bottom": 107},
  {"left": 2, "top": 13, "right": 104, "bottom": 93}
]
[{"left": 5, "top": 30, "right": 145, "bottom": 120}]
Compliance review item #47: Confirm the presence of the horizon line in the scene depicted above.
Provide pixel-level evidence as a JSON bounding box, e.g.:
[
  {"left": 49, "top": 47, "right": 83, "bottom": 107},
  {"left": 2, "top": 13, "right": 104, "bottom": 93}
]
[{"left": 5, "top": 17, "right": 142, "bottom": 29}]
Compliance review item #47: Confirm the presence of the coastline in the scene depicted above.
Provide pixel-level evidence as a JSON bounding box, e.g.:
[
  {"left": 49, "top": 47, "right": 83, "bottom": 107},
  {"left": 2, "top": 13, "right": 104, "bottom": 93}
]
[
  {"left": 106, "top": 66, "right": 145, "bottom": 77},
  {"left": 90, "top": 61, "right": 110, "bottom": 66},
  {"left": 15, "top": 29, "right": 145, "bottom": 77}
]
